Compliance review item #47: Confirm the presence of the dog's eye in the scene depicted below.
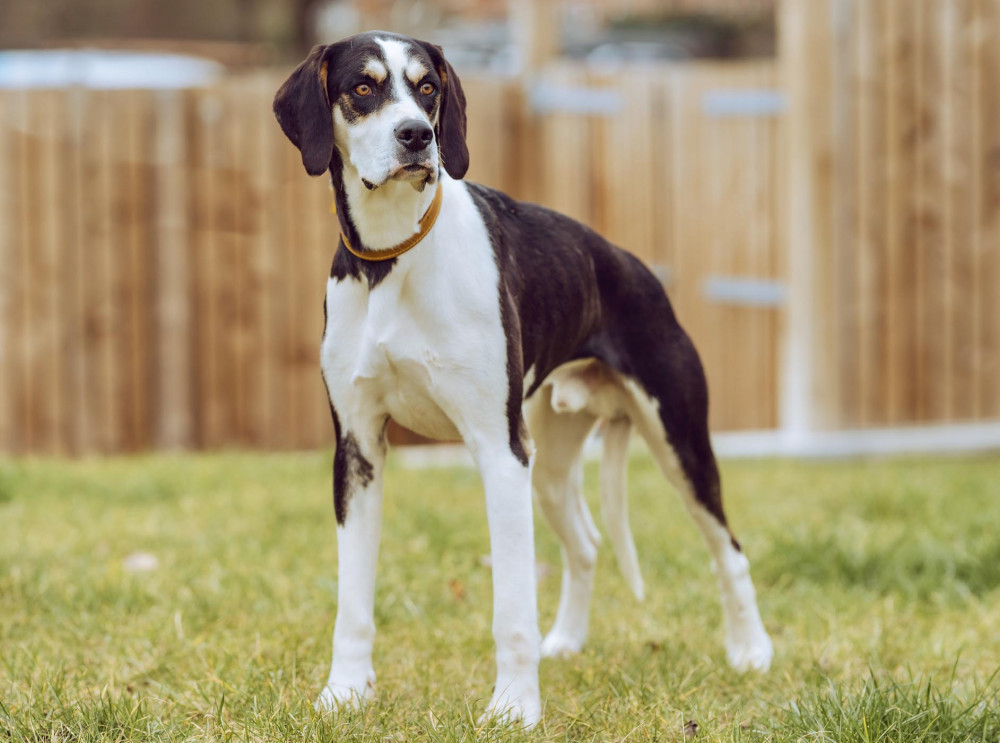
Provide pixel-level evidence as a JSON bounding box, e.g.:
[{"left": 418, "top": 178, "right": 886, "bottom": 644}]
[
  {"left": 419, "top": 82, "right": 435, "bottom": 95},
  {"left": 354, "top": 84, "right": 372, "bottom": 96}
]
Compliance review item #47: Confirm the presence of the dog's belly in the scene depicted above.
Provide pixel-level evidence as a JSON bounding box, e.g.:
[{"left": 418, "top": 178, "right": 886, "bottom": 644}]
[
  {"left": 357, "top": 347, "right": 463, "bottom": 441},
  {"left": 383, "top": 379, "right": 461, "bottom": 441}
]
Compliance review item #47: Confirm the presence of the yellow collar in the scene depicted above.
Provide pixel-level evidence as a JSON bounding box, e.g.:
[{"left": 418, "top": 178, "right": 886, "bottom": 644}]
[{"left": 331, "top": 182, "right": 444, "bottom": 262}]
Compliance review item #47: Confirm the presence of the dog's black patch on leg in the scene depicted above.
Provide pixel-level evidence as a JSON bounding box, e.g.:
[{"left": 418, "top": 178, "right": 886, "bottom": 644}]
[
  {"left": 321, "top": 377, "right": 344, "bottom": 519},
  {"left": 498, "top": 287, "right": 529, "bottom": 467},
  {"left": 333, "top": 431, "right": 374, "bottom": 525},
  {"left": 466, "top": 186, "right": 539, "bottom": 467}
]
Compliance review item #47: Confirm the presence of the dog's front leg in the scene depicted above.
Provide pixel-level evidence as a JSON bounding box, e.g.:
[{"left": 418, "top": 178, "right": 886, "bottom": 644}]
[
  {"left": 475, "top": 447, "right": 542, "bottom": 727},
  {"left": 316, "top": 419, "right": 386, "bottom": 712}
]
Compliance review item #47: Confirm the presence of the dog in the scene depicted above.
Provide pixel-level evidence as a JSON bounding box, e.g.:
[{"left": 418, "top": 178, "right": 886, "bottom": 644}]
[{"left": 273, "top": 31, "right": 773, "bottom": 726}]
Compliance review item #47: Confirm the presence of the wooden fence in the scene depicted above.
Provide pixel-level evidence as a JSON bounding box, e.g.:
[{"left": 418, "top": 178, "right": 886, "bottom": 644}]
[
  {"left": 8, "top": 0, "right": 1000, "bottom": 457},
  {"left": 782, "top": 0, "right": 1000, "bottom": 430},
  {"left": 0, "top": 62, "right": 784, "bottom": 455},
  {"left": 8, "top": 0, "right": 1000, "bottom": 459}
]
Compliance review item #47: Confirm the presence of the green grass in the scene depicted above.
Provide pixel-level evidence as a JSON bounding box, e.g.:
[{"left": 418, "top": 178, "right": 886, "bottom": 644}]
[{"left": 1, "top": 450, "right": 999, "bottom": 741}]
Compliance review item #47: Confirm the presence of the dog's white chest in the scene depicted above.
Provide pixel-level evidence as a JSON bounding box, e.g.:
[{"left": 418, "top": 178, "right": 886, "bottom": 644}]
[
  {"left": 351, "top": 312, "right": 462, "bottom": 440},
  {"left": 321, "top": 178, "right": 509, "bottom": 443}
]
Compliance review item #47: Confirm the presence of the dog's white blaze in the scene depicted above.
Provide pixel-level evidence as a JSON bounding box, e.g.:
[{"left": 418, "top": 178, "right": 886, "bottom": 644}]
[
  {"left": 319, "top": 175, "right": 541, "bottom": 724},
  {"left": 376, "top": 38, "right": 425, "bottom": 116}
]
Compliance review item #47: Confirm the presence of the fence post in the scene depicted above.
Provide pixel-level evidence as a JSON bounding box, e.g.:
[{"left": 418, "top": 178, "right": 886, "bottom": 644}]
[{"left": 779, "top": 0, "right": 846, "bottom": 435}]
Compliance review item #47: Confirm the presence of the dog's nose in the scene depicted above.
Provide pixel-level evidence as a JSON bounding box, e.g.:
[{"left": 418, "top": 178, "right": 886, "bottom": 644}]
[{"left": 394, "top": 119, "right": 433, "bottom": 152}]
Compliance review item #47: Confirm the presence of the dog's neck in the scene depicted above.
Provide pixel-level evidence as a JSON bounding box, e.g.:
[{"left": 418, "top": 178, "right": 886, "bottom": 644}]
[{"left": 335, "top": 161, "right": 439, "bottom": 253}]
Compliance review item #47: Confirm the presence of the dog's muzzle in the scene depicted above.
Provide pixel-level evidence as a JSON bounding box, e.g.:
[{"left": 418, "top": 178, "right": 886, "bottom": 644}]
[
  {"left": 394, "top": 119, "right": 433, "bottom": 152},
  {"left": 389, "top": 123, "right": 436, "bottom": 189},
  {"left": 361, "top": 120, "right": 437, "bottom": 191}
]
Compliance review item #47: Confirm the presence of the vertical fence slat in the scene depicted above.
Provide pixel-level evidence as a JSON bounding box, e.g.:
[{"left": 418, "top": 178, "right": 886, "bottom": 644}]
[
  {"left": 194, "top": 89, "right": 223, "bottom": 448},
  {"left": 153, "top": 89, "right": 194, "bottom": 450},
  {"left": 0, "top": 93, "right": 10, "bottom": 453},
  {"left": 57, "top": 89, "right": 82, "bottom": 454},
  {"left": 37, "top": 91, "right": 66, "bottom": 453},
  {"left": 21, "top": 92, "right": 45, "bottom": 451},
  {"left": 133, "top": 93, "right": 157, "bottom": 450},
  {"left": 226, "top": 80, "right": 252, "bottom": 446},
  {"left": 273, "top": 112, "right": 298, "bottom": 451},
  {"left": 115, "top": 91, "right": 144, "bottom": 451},
  {"left": 258, "top": 74, "right": 289, "bottom": 450},
  {"left": 923, "top": 0, "right": 953, "bottom": 421},
  {"left": 949, "top": 0, "right": 979, "bottom": 419},
  {"left": 11, "top": 91, "right": 29, "bottom": 453},
  {"left": 978, "top": 0, "right": 1000, "bottom": 417},
  {"left": 0, "top": 92, "right": 25, "bottom": 454},
  {"left": 853, "top": 0, "right": 880, "bottom": 424},
  {"left": 910, "top": 0, "right": 931, "bottom": 421}
]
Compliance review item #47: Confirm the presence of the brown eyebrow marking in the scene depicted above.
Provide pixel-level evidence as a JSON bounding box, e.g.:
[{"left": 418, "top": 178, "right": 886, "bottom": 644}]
[
  {"left": 405, "top": 59, "right": 429, "bottom": 85},
  {"left": 362, "top": 58, "right": 387, "bottom": 83}
]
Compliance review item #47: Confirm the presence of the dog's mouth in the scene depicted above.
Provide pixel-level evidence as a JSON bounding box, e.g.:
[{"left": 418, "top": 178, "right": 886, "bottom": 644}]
[
  {"left": 390, "top": 161, "right": 434, "bottom": 180},
  {"left": 385, "top": 160, "right": 436, "bottom": 191},
  {"left": 359, "top": 161, "right": 436, "bottom": 192}
]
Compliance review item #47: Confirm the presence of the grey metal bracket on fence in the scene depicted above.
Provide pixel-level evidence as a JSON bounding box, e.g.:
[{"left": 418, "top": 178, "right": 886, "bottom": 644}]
[
  {"left": 702, "top": 89, "right": 785, "bottom": 117},
  {"left": 529, "top": 80, "right": 623, "bottom": 115},
  {"left": 702, "top": 276, "right": 787, "bottom": 307}
]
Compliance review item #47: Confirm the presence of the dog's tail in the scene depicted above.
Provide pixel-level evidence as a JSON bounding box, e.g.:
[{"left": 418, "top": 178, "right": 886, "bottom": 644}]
[{"left": 600, "top": 416, "right": 644, "bottom": 601}]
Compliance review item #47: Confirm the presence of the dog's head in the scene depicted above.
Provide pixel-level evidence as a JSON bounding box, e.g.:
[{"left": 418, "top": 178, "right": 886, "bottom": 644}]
[{"left": 273, "top": 32, "right": 468, "bottom": 189}]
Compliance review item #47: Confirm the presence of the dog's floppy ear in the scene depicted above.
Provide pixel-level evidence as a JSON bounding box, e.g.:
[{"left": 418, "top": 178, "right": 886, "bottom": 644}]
[
  {"left": 273, "top": 44, "right": 339, "bottom": 176},
  {"left": 416, "top": 40, "right": 469, "bottom": 180}
]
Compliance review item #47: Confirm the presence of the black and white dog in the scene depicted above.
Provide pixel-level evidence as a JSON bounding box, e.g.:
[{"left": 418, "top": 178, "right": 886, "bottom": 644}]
[{"left": 273, "top": 32, "right": 772, "bottom": 726}]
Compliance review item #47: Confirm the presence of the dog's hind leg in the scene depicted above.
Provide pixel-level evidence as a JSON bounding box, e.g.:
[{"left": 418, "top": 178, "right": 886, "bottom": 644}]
[
  {"left": 621, "top": 336, "right": 773, "bottom": 672},
  {"left": 663, "top": 440, "right": 772, "bottom": 672},
  {"left": 600, "top": 415, "right": 644, "bottom": 601},
  {"left": 526, "top": 385, "right": 601, "bottom": 659}
]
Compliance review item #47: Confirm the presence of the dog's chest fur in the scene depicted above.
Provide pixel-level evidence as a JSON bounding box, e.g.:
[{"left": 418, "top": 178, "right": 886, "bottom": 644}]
[{"left": 321, "top": 178, "right": 509, "bottom": 441}]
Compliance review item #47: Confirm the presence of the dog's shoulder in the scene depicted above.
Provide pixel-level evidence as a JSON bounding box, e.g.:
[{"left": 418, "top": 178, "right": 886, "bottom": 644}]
[
  {"left": 464, "top": 182, "right": 599, "bottom": 247},
  {"left": 462, "top": 181, "right": 664, "bottom": 302}
]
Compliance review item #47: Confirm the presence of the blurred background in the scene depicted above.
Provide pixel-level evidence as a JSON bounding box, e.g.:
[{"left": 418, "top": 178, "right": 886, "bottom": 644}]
[{"left": 0, "top": 0, "right": 997, "bottom": 458}]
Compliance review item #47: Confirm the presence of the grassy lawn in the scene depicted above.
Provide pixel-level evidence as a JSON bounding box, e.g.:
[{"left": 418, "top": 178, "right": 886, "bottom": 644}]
[{"left": 1, "top": 449, "right": 999, "bottom": 741}]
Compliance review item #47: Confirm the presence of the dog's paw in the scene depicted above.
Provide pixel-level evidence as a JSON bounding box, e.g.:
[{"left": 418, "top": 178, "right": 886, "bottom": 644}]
[
  {"left": 540, "top": 631, "right": 584, "bottom": 659},
  {"left": 314, "top": 672, "right": 376, "bottom": 713},
  {"left": 480, "top": 686, "right": 542, "bottom": 729},
  {"left": 726, "top": 632, "right": 773, "bottom": 673}
]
